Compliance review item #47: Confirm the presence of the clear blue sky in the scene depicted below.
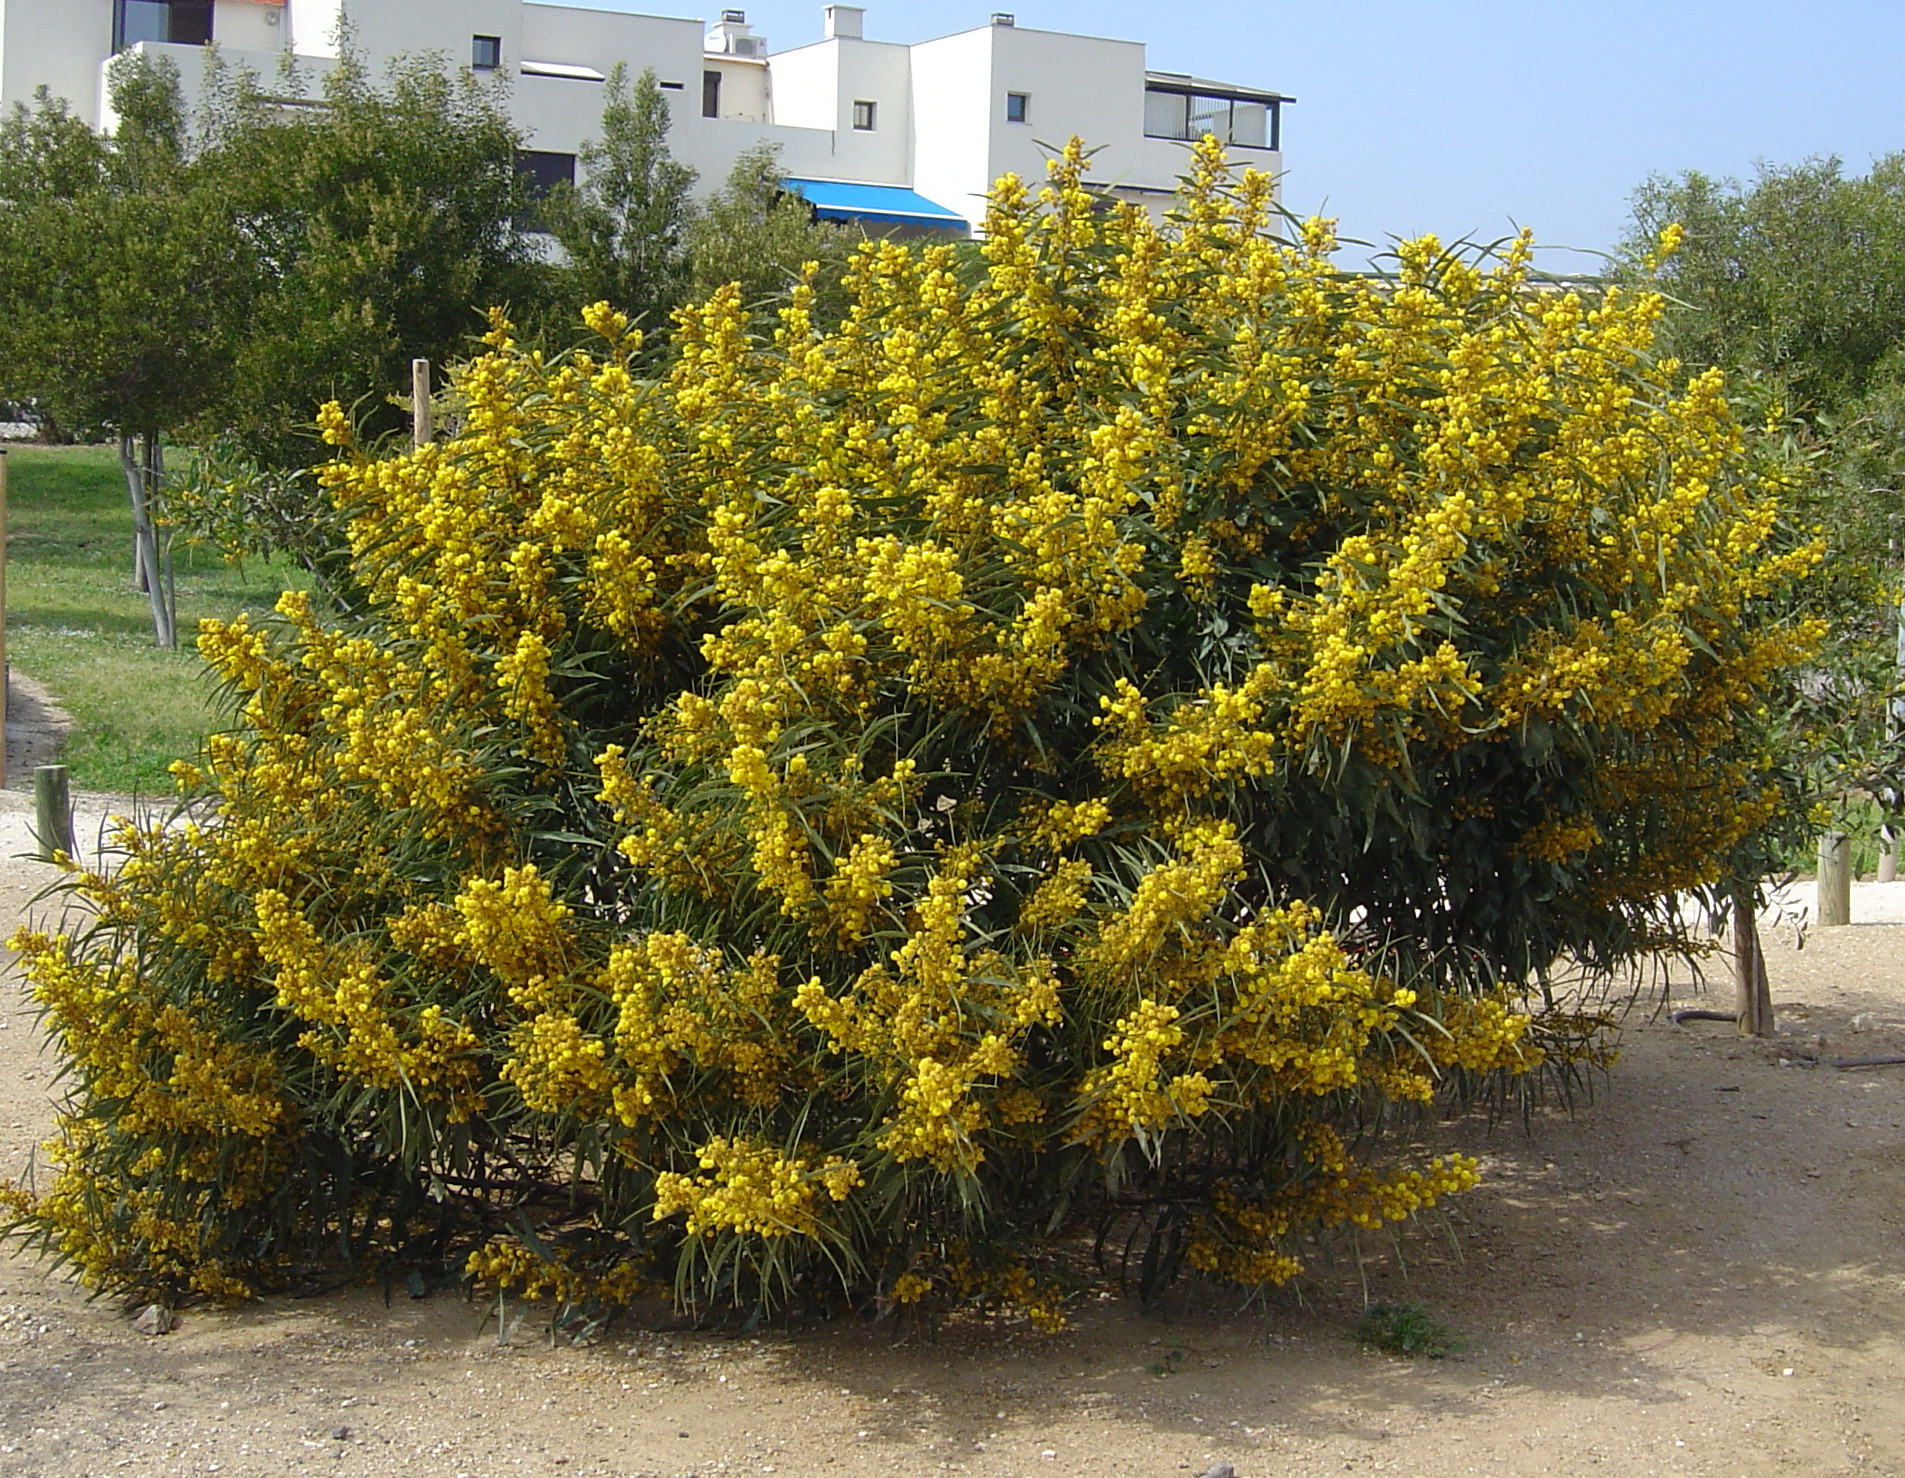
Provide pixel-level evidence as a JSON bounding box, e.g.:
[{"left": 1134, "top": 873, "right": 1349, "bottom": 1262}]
[{"left": 582, "top": 0, "right": 1905, "bottom": 268}]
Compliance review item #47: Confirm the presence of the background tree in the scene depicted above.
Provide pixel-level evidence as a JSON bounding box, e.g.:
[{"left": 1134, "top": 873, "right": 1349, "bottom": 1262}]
[
  {"left": 0, "top": 59, "right": 252, "bottom": 647},
  {"left": 1624, "top": 158, "right": 1905, "bottom": 892},
  {"left": 1627, "top": 156, "right": 1905, "bottom": 412},
  {"left": 542, "top": 65, "right": 696, "bottom": 337},
  {"left": 687, "top": 143, "right": 858, "bottom": 321},
  {"left": 202, "top": 52, "right": 548, "bottom": 472}
]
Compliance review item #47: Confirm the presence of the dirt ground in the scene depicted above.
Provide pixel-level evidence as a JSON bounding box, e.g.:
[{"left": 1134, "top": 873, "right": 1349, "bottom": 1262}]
[{"left": 1, "top": 765, "right": 1902, "bottom": 1478}]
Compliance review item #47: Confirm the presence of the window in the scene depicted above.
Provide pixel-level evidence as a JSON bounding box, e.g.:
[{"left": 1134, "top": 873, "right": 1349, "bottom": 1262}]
[
  {"left": 515, "top": 150, "right": 576, "bottom": 200},
  {"left": 472, "top": 35, "right": 502, "bottom": 71},
  {"left": 703, "top": 70, "right": 721, "bottom": 118},
  {"left": 1143, "top": 85, "right": 1280, "bottom": 149},
  {"left": 1005, "top": 92, "right": 1030, "bottom": 124},
  {"left": 112, "top": 0, "right": 212, "bottom": 51},
  {"left": 851, "top": 99, "right": 877, "bottom": 131}
]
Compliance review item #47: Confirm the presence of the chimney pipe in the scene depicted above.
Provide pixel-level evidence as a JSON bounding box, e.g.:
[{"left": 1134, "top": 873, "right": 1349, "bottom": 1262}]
[{"left": 823, "top": 4, "right": 864, "bottom": 39}]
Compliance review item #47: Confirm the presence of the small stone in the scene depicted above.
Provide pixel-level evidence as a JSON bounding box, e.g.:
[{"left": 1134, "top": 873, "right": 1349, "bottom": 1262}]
[
  {"left": 131, "top": 1304, "right": 175, "bottom": 1336},
  {"left": 331, "top": 1426, "right": 351, "bottom": 1441},
  {"left": 1200, "top": 1465, "right": 1238, "bottom": 1478}
]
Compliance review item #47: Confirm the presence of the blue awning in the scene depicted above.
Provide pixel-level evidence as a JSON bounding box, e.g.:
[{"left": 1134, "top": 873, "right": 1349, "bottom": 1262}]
[{"left": 783, "top": 178, "right": 967, "bottom": 231}]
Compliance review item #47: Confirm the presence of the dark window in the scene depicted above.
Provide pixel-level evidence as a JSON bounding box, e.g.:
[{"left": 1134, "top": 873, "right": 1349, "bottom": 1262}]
[
  {"left": 515, "top": 150, "right": 576, "bottom": 201},
  {"left": 1005, "top": 92, "right": 1029, "bottom": 124},
  {"left": 851, "top": 99, "right": 876, "bottom": 131},
  {"left": 702, "top": 70, "right": 721, "bottom": 118},
  {"left": 472, "top": 35, "right": 502, "bottom": 71},
  {"left": 113, "top": 0, "right": 213, "bottom": 51}
]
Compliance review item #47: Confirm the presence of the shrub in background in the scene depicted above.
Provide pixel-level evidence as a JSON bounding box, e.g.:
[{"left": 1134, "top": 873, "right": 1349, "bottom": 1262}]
[{"left": 6, "top": 141, "right": 1818, "bottom": 1324}]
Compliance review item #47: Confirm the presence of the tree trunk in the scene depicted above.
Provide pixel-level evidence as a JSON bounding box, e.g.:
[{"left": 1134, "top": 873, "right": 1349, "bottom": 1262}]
[
  {"left": 153, "top": 436, "right": 176, "bottom": 642},
  {"left": 119, "top": 433, "right": 176, "bottom": 650},
  {"left": 1731, "top": 882, "right": 1774, "bottom": 1038}
]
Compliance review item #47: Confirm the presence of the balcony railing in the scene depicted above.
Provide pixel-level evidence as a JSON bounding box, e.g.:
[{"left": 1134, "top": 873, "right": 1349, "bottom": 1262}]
[{"left": 1143, "top": 80, "right": 1285, "bottom": 151}]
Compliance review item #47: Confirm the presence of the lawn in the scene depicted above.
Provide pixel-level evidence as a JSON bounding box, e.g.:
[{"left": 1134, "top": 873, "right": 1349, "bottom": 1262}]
[{"left": 3, "top": 444, "right": 309, "bottom": 794}]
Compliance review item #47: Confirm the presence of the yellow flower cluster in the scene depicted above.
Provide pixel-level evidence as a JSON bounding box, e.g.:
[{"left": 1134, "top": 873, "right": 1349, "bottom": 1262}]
[
  {"left": 464, "top": 1237, "right": 650, "bottom": 1307},
  {"left": 652, "top": 1137, "right": 860, "bottom": 1238}
]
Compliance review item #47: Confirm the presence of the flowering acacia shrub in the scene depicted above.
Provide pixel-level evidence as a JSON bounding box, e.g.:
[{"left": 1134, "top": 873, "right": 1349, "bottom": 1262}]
[{"left": 6, "top": 140, "right": 1819, "bottom": 1322}]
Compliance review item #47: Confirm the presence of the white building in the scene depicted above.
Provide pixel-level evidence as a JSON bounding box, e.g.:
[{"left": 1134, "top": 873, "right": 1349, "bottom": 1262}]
[{"left": 0, "top": 0, "right": 1288, "bottom": 234}]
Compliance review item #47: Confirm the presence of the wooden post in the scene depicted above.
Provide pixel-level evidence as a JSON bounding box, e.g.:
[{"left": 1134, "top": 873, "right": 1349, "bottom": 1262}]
[
  {"left": 412, "top": 358, "right": 432, "bottom": 449},
  {"left": 1818, "top": 831, "right": 1852, "bottom": 926},
  {"left": 1881, "top": 825, "right": 1898, "bottom": 884},
  {"left": 1, "top": 447, "right": 8, "bottom": 791},
  {"left": 34, "top": 764, "right": 72, "bottom": 863}
]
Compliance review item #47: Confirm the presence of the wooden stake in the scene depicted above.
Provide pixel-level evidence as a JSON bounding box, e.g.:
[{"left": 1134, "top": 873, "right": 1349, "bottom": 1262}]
[
  {"left": 412, "top": 358, "right": 433, "bottom": 449},
  {"left": 33, "top": 764, "right": 73, "bottom": 863},
  {"left": 1818, "top": 830, "right": 1852, "bottom": 926}
]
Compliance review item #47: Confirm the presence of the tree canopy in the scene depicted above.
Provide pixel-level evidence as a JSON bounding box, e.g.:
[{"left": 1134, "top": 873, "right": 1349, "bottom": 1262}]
[
  {"left": 0, "top": 58, "right": 252, "bottom": 645},
  {"left": 200, "top": 52, "right": 546, "bottom": 469},
  {"left": 1624, "top": 157, "right": 1905, "bottom": 842}
]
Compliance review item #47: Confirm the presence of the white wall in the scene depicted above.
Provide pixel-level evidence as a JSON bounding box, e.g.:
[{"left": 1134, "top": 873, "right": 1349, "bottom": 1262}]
[
  {"left": 827, "top": 37, "right": 908, "bottom": 184},
  {"left": 906, "top": 26, "right": 993, "bottom": 228},
  {"left": 212, "top": 0, "right": 288, "bottom": 56},
  {"left": 98, "top": 39, "right": 316, "bottom": 133},
  {"left": 705, "top": 55, "right": 767, "bottom": 122},
  {"left": 762, "top": 34, "right": 834, "bottom": 131},
  {"left": 286, "top": 0, "right": 344, "bottom": 58},
  {"left": 521, "top": 2, "right": 699, "bottom": 83},
  {"left": 2, "top": 0, "right": 116, "bottom": 125},
  {"left": 339, "top": 0, "right": 522, "bottom": 75},
  {"left": 987, "top": 25, "right": 1147, "bottom": 200},
  {"left": 513, "top": 4, "right": 704, "bottom": 165}
]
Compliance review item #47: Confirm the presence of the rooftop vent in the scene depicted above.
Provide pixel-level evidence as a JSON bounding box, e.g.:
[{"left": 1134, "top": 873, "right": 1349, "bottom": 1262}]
[
  {"left": 707, "top": 10, "right": 764, "bottom": 55},
  {"left": 824, "top": 4, "right": 864, "bottom": 39},
  {"left": 991, "top": 12, "right": 1015, "bottom": 24}
]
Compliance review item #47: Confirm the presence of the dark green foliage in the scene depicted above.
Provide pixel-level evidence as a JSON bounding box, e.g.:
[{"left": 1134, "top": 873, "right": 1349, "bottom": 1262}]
[
  {"left": 688, "top": 143, "right": 859, "bottom": 322},
  {"left": 0, "top": 57, "right": 251, "bottom": 646},
  {"left": 539, "top": 65, "right": 697, "bottom": 337},
  {"left": 1626, "top": 156, "right": 1905, "bottom": 414},
  {"left": 200, "top": 52, "right": 548, "bottom": 470}
]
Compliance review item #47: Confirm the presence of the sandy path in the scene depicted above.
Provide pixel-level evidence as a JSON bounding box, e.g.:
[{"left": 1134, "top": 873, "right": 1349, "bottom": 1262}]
[{"left": 2, "top": 842, "right": 1902, "bottom": 1478}]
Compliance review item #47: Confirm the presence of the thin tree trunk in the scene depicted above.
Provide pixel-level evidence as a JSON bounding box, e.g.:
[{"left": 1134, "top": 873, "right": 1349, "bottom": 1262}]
[
  {"left": 1731, "top": 882, "right": 1774, "bottom": 1037},
  {"left": 152, "top": 436, "right": 177, "bottom": 648},
  {"left": 120, "top": 433, "right": 176, "bottom": 650}
]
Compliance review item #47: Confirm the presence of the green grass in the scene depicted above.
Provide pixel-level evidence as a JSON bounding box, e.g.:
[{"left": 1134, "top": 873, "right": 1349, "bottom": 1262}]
[
  {"left": 4, "top": 444, "right": 310, "bottom": 794},
  {"left": 1354, "top": 1302, "right": 1462, "bottom": 1359}
]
